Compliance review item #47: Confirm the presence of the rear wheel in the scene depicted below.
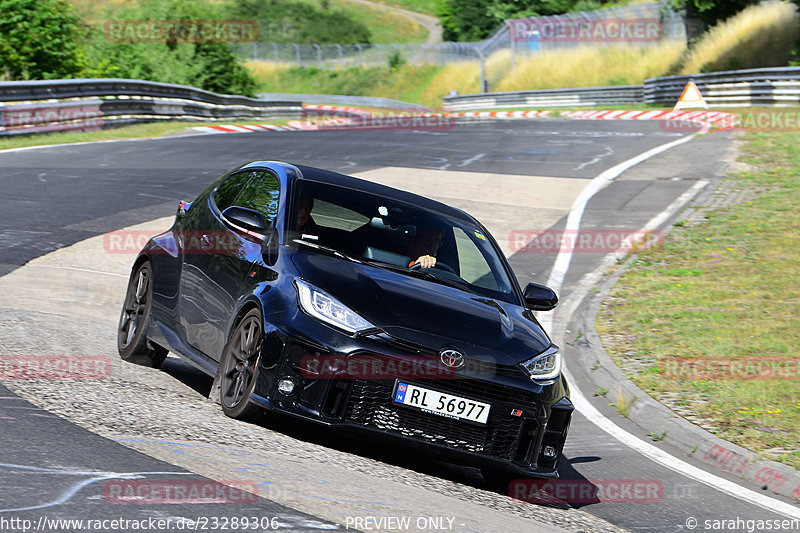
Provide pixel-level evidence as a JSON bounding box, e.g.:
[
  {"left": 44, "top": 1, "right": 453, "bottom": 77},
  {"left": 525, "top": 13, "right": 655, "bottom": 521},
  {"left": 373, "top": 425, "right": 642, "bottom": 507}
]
[
  {"left": 117, "top": 261, "right": 168, "bottom": 367},
  {"left": 218, "top": 309, "right": 264, "bottom": 421}
]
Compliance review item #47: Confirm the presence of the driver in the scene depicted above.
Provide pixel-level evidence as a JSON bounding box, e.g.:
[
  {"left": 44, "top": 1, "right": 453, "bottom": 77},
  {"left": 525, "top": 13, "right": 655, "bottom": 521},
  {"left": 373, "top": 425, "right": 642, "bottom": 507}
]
[
  {"left": 408, "top": 225, "right": 443, "bottom": 268},
  {"left": 297, "top": 193, "right": 320, "bottom": 236}
]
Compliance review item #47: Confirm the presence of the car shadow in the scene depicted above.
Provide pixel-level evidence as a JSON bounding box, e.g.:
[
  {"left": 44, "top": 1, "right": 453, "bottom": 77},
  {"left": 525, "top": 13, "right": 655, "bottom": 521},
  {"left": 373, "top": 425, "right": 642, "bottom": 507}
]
[
  {"left": 156, "top": 359, "right": 599, "bottom": 510},
  {"left": 160, "top": 355, "right": 214, "bottom": 397}
]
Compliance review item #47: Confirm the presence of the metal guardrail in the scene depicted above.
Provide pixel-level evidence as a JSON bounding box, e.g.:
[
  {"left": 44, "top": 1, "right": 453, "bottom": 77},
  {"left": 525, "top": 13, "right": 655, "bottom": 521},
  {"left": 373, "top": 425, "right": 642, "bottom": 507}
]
[
  {"left": 444, "top": 67, "right": 800, "bottom": 110},
  {"left": 644, "top": 67, "right": 800, "bottom": 106},
  {"left": 444, "top": 85, "right": 644, "bottom": 110},
  {"left": 0, "top": 78, "right": 303, "bottom": 135},
  {"left": 256, "top": 93, "right": 431, "bottom": 111}
]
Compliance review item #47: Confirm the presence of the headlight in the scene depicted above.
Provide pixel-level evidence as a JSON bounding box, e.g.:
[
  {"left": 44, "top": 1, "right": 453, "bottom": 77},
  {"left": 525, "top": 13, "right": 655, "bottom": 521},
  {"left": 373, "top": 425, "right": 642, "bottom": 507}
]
[
  {"left": 520, "top": 345, "right": 562, "bottom": 384},
  {"left": 295, "top": 279, "right": 375, "bottom": 334}
]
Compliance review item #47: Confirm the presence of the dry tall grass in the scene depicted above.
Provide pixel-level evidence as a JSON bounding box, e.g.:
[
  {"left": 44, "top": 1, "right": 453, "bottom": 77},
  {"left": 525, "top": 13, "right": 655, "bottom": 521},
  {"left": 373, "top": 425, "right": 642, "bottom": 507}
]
[
  {"left": 494, "top": 41, "right": 686, "bottom": 92},
  {"left": 419, "top": 61, "right": 481, "bottom": 106},
  {"left": 243, "top": 60, "right": 296, "bottom": 80},
  {"left": 681, "top": 1, "right": 800, "bottom": 74}
]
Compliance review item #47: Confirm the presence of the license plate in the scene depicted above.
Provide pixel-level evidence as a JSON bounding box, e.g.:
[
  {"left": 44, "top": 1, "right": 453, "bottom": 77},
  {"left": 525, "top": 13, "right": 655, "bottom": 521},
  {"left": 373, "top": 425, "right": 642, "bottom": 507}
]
[{"left": 393, "top": 382, "right": 491, "bottom": 424}]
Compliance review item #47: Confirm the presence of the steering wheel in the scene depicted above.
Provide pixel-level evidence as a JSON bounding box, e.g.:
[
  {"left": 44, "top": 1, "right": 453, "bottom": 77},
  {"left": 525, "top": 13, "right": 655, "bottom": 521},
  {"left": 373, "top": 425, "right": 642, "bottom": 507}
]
[{"left": 410, "top": 260, "right": 457, "bottom": 275}]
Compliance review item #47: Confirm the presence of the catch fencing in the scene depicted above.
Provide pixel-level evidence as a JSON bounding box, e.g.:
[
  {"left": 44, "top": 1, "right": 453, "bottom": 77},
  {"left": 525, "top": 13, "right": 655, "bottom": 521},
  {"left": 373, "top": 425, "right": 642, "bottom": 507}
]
[{"left": 234, "top": 1, "right": 685, "bottom": 69}]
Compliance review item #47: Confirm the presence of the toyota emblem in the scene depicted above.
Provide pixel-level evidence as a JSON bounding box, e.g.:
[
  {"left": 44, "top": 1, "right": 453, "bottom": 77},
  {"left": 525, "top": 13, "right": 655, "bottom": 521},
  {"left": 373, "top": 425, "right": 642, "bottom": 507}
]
[{"left": 440, "top": 349, "right": 466, "bottom": 369}]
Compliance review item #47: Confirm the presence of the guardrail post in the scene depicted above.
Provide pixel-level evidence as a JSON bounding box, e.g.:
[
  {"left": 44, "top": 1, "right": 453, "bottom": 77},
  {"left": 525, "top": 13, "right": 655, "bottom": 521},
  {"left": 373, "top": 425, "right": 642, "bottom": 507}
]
[
  {"left": 273, "top": 43, "right": 278, "bottom": 62},
  {"left": 313, "top": 44, "right": 322, "bottom": 69},
  {"left": 356, "top": 44, "right": 363, "bottom": 67},
  {"left": 294, "top": 44, "right": 301, "bottom": 66},
  {"left": 477, "top": 48, "right": 487, "bottom": 93},
  {"left": 507, "top": 21, "right": 515, "bottom": 70}
]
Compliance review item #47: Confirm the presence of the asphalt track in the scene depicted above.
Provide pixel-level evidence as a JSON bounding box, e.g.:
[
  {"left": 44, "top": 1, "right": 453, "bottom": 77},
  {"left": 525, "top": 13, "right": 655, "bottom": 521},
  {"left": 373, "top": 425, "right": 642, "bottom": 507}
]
[{"left": 1, "top": 120, "right": 797, "bottom": 531}]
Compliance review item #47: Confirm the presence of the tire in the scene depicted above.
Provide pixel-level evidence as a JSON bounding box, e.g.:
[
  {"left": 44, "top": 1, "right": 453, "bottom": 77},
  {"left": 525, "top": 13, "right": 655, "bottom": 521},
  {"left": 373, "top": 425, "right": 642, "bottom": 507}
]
[
  {"left": 117, "top": 261, "right": 168, "bottom": 368},
  {"left": 218, "top": 309, "right": 264, "bottom": 421}
]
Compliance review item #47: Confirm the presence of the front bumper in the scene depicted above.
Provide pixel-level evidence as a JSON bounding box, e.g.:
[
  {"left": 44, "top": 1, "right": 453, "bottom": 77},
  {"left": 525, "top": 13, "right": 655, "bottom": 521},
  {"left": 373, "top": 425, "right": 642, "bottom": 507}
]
[{"left": 253, "top": 319, "right": 573, "bottom": 477}]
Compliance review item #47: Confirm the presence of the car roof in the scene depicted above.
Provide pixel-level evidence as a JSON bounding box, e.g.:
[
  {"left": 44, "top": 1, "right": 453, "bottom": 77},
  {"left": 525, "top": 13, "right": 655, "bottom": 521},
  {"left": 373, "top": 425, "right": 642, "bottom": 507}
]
[{"left": 273, "top": 162, "right": 477, "bottom": 224}]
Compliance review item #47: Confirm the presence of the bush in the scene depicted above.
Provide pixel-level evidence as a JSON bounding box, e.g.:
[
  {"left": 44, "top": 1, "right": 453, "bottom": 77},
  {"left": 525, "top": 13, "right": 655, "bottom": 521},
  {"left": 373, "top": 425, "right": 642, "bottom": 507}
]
[
  {"left": 230, "top": 0, "right": 372, "bottom": 44},
  {"left": 82, "top": 0, "right": 258, "bottom": 96},
  {"left": 0, "top": 0, "right": 86, "bottom": 80}
]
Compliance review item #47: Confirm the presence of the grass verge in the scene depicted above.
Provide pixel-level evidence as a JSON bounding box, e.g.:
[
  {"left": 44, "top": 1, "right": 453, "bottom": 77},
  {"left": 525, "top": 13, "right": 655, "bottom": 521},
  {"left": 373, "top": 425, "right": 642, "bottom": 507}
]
[
  {"left": 0, "top": 119, "right": 291, "bottom": 151},
  {"left": 596, "top": 131, "right": 800, "bottom": 469}
]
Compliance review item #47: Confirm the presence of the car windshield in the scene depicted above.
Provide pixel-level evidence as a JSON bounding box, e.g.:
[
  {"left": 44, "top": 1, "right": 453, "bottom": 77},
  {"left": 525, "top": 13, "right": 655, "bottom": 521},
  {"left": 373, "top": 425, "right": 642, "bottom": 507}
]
[{"left": 289, "top": 179, "right": 517, "bottom": 303}]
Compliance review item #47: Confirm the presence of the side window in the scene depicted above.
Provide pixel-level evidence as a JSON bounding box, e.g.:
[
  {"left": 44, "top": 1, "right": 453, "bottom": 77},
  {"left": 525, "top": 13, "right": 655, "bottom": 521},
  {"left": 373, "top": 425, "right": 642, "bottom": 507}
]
[
  {"left": 214, "top": 171, "right": 252, "bottom": 212},
  {"left": 311, "top": 199, "right": 369, "bottom": 231},
  {"left": 232, "top": 171, "right": 281, "bottom": 223},
  {"left": 454, "top": 227, "right": 498, "bottom": 291}
]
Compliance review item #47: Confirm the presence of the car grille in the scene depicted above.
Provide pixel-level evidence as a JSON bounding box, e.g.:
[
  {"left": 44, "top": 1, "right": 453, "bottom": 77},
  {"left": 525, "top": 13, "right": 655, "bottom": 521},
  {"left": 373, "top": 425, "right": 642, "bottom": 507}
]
[{"left": 344, "top": 379, "right": 527, "bottom": 459}]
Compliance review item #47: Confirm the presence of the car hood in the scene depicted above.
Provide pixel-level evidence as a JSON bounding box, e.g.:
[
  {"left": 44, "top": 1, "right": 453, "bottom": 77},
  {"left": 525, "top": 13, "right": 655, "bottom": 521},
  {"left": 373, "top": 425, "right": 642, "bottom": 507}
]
[{"left": 292, "top": 249, "right": 551, "bottom": 366}]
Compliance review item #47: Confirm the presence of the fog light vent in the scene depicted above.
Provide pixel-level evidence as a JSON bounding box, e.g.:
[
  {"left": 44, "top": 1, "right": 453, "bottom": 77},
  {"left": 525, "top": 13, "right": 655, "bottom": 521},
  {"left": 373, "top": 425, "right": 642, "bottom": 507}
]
[{"left": 278, "top": 379, "right": 295, "bottom": 395}]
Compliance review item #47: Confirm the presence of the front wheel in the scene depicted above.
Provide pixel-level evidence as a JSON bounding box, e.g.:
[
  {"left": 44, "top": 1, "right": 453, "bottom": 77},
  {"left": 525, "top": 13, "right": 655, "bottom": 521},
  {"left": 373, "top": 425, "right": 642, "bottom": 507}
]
[
  {"left": 217, "top": 309, "right": 264, "bottom": 421},
  {"left": 118, "top": 261, "right": 168, "bottom": 367}
]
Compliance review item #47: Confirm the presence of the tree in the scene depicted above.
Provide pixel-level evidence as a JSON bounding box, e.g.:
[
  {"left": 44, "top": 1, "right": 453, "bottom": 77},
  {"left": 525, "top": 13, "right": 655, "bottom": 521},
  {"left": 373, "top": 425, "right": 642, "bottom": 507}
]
[
  {"left": 669, "top": 0, "right": 761, "bottom": 40},
  {"left": 0, "top": 0, "right": 86, "bottom": 79},
  {"left": 82, "top": 0, "right": 258, "bottom": 96}
]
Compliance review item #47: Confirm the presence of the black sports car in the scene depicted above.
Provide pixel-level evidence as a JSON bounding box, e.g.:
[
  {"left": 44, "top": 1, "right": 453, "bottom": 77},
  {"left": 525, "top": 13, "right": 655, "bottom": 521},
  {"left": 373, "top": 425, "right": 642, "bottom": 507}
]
[{"left": 118, "top": 161, "right": 572, "bottom": 479}]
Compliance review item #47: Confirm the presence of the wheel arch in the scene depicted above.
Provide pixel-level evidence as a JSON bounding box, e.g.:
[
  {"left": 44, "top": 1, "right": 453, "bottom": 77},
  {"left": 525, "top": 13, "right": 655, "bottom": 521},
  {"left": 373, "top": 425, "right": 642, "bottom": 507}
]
[{"left": 228, "top": 298, "right": 264, "bottom": 343}]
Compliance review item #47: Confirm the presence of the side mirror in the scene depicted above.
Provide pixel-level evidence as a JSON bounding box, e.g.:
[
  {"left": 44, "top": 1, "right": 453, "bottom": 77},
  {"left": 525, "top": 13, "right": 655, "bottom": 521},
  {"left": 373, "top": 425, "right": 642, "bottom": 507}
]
[
  {"left": 176, "top": 200, "right": 192, "bottom": 219},
  {"left": 223, "top": 206, "right": 266, "bottom": 234},
  {"left": 523, "top": 283, "right": 558, "bottom": 311}
]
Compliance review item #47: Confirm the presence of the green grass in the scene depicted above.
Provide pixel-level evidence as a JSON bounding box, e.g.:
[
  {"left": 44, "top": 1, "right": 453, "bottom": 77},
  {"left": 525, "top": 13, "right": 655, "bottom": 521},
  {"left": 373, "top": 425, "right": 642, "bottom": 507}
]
[
  {"left": 249, "top": 63, "right": 448, "bottom": 108},
  {"left": 265, "top": 0, "right": 429, "bottom": 43},
  {"left": 0, "top": 119, "right": 291, "bottom": 151},
  {"left": 327, "top": 0, "right": 428, "bottom": 43},
  {"left": 596, "top": 131, "right": 800, "bottom": 469},
  {"left": 367, "top": 0, "right": 437, "bottom": 16}
]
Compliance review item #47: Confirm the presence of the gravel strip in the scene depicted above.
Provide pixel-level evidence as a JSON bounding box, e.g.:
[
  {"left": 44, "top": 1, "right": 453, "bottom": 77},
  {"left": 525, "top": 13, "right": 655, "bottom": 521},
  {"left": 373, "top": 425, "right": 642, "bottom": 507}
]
[{"left": 0, "top": 307, "right": 627, "bottom": 533}]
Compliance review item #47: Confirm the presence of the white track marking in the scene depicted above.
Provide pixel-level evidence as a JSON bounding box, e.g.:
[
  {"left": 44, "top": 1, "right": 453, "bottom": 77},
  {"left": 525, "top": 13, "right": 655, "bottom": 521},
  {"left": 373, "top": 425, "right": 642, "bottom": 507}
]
[
  {"left": 545, "top": 124, "right": 710, "bottom": 297},
  {"left": 565, "top": 370, "right": 800, "bottom": 519},
  {"left": 549, "top": 179, "right": 709, "bottom": 333},
  {"left": 538, "top": 123, "right": 800, "bottom": 518}
]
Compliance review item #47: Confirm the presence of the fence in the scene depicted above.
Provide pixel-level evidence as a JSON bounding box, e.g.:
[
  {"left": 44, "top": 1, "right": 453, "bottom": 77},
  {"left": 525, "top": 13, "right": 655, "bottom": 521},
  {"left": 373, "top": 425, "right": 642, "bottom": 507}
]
[
  {"left": 234, "top": 1, "right": 685, "bottom": 69},
  {"left": 0, "top": 79, "right": 302, "bottom": 135},
  {"left": 443, "top": 67, "right": 800, "bottom": 110}
]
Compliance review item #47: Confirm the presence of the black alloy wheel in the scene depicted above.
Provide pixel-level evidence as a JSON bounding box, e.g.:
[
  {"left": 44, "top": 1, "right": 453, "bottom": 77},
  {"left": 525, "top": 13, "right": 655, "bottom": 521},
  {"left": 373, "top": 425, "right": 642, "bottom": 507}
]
[
  {"left": 117, "top": 261, "right": 168, "bottom": 367},
  {"left": 218, "top": 308, "right": 264, "bottom": 421}
]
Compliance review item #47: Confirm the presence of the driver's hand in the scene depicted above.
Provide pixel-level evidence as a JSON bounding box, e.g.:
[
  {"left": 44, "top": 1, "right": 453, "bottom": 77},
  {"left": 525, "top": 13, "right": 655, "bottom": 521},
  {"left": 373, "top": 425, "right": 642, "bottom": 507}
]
[{"left": 413, "top": 255, "right": 436, "bottom": 269}]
